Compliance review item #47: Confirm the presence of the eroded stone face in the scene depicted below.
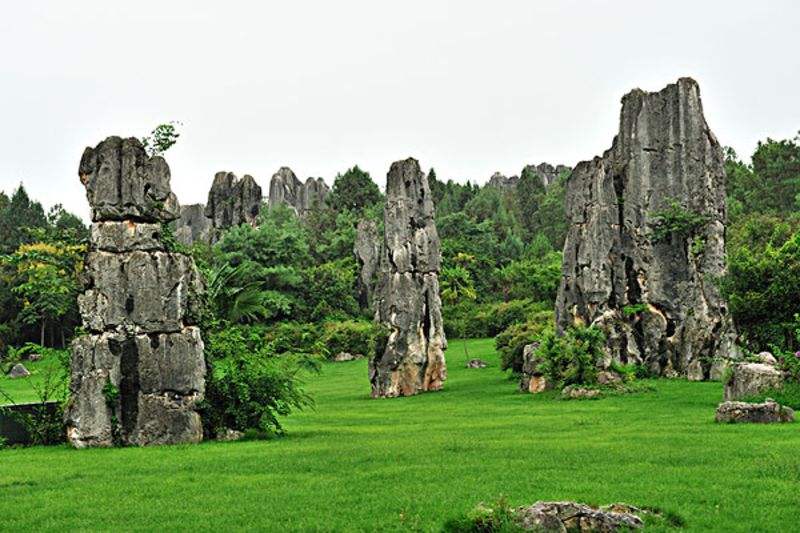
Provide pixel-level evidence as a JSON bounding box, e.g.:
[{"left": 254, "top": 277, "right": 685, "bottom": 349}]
[
  {"left": 370, "top": 158, "right": 447, "bottom": 397},
  {"left": 67, "top": 136, "right": 206, "bottom": 448},
  {"left": 354, "top": 219, "right": 379, "bottom": 310},
  {"left": 78, "top": 251, "right": 202, "bottom": 333},
  {"left": 79, "top": 136, "right": 180, "bottom": 222},
  {"left": 175, "top": 203, "right": 212, "bottom": 246},
  {"left": 555, "top": 78, "right": 737, "bottom": 379},
  {"left": 724, "top": 362, "right": 783, "bottom": 401}
]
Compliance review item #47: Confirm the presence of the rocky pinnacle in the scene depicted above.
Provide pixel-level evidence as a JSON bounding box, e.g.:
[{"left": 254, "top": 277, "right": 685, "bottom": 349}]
[
  {"left": 66, "top": 136, "right": 206, "bottom": 447},
  {"left": 370, "top": 158, "right": 447, "bottom": 397},
  {"left": 555, "top": 78, "right": 737, "bottom": 379}
]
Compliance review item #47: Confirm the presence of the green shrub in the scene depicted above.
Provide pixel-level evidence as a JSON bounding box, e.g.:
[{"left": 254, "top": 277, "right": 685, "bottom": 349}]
[
  {"left": 200, "top": 324, "right": 319, "bottom": 439},
  {"left": 444, "top": 299, "right": 548, "bottom": 339},
  {"left": 320, "top": 320, "right": 385, "bottom": 360},
  {"left": 442, "top": 498, "right": 523, "bottom": 533},
  {"left": 264, "top": 322, "right": 327, "bottom": 358},
  {"left": 495, "top": 310, "right": 554, "bottom": 373},
  {"left": 537, "top": 325, "right": 607, "bottom": 387},
  {"left": 649, "top": 199, "right": 710, "bottom": 243}
]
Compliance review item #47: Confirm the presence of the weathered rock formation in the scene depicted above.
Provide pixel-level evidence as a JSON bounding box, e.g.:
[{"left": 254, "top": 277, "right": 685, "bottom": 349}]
[
  {"left": 723, "top": 362, "right": 783, "bottom": 401},
  {"left": 370, "top": 158, "right": 447, "bottom": 397},
  {"left": 354, "top": 218, "right": 380, "bottom": 310},
  {"left": 487, "top": 171, "right": 519, "bottom": 190},
  {"left": 715, "top": 399, "right": 795, "bottom": 424},
  {"left": 204, "top": 171, "right": 262, "bottom": 241},
  {"left": 556, "top": 78, "right": 737, "bottom": 379},
  {"left": 175, "top": 203, "right": 212, "bottom": 246},
  {"left": 66, "top": 136, "right": 205, "bottom": 448},
  {"left": 522, "top": 162, "right": 571, "bottom": 187},
  {"left": 267, "top": 167, "right": 329, "bottom": 216},
  {"left": 487, "top": 164, "right": 571, "bottom": 191}
]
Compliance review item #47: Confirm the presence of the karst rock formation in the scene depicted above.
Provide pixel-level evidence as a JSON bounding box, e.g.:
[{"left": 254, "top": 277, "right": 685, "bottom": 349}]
[
  {"left": 65, "top": 136, "right": 206, "bottom": 447},
  {"left": 370, "top": 158, "right": 447, "bottom": 397},
  {"left": 175, "top": 203, "right": 212, "bottom": 246},
  {"left": 267, "top": 166, "right": 329, "bottom": 216},
  {"left": 354, "top": 218, "right": 380, "bottom": 310},
  {"left": 555, "top": 77, "right": 737, "bottom": 380},
  {"left": 204, "top": 171, "right": 262, "bottom": 241}
]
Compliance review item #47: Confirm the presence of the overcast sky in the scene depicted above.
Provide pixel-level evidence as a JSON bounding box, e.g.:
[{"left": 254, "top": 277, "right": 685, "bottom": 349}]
[{"left": 1, "top": 1, "right": 798, "bottom": 220}]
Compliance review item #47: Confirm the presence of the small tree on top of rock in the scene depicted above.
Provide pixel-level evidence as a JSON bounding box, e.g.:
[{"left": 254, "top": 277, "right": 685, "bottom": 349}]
[{"left": 141, "top": 121, "right": 182, "bottom": 157}]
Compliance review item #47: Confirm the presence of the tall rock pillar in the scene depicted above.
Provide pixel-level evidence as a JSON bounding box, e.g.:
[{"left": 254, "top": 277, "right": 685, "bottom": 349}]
[
  {"left": 370, "top": 158, "right": 447, "bottom": 397},
  {"left": 65, "top": 136, "right": 206, "bottom": 447},
  {"left": 556, "top": 78, "right": 737, "bottom": 379}
]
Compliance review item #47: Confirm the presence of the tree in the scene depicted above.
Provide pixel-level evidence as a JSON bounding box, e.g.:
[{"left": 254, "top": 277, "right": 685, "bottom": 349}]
[
  {"left": 0, "top": 185, "right": 48, "bottom": 254},
  {"left": 751, "top": 133, "right": 800, "bottom": 213},
  {"left": 141, "top": 121, "right": 182, "bottom": 157},
  {"left": 514, "top": 166, "right": 547, "bottom": 240},
  {"left": 4, "top": 241, "right": 85, "bottom": 347},
  {"left": 327, "top": 166, "right": 382, "bottom": 213}
]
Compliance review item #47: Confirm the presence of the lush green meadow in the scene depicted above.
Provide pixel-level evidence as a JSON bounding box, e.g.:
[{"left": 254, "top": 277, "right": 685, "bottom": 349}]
[{"left": 1, "top": 338, "right": 798, "bottom": 531}]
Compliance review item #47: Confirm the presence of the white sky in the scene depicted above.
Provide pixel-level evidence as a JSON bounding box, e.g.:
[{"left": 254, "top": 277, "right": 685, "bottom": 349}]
[{"left": 1, "top": 1, "right": 798, "bottom": 221}]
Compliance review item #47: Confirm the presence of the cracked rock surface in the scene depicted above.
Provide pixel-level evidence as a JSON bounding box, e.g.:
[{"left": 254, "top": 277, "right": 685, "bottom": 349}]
[
  {"left": 66, "top": 136, "right": 206, "bottom": 448},
  {"left": 556, "top": 78, "right": 737, "bottom": 378},
  {"left": 370, "top": 158, "right": 447, "bottom": 397},
  {"left": 204, "top": 171, "right": 262, "bottom": 241}
]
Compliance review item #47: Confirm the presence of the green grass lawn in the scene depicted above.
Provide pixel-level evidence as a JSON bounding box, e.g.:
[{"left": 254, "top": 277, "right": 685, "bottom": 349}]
[
  {"left": 2, "top": 338, "right": 799, "bottom": 531},
  {"left": 0, "top": 355, "right": 64, "bottom": 405}
]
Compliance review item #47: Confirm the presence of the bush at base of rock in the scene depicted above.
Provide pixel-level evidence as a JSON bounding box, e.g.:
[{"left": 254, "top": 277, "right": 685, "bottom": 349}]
[
  {"left": 200, "top": 324, "right": 319, "bottom": 439},
  {"left": 495, "top": 309, "right": 554, "bottom": 374},
  {"left": 320, "top": 320, "right": 386, "bottom": 362}
]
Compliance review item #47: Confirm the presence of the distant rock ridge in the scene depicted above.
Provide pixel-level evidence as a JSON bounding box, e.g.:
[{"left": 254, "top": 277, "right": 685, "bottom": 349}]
[
  {"left": 487, "top": 163, "right": 571, "bottom": 190},
  {"left": 175, "top": 203, "right": 212, "bottom": 246},
  {"left": 555, "top": 77, "right": 737, "bottom": 379},
  {"left": 267, "top": 167, "right": 329, "bottom": 216}
]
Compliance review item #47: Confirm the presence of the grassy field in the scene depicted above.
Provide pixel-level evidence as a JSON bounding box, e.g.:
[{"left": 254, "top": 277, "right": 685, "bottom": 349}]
[
  {"left": 0, "top": 354, "right": 64, "bottom": 405},
  {"left": 1, "top": 338, "right": 799, "bottom": 531}
]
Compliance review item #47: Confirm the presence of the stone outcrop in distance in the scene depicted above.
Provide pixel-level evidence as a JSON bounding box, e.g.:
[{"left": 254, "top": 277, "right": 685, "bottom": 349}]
[
  {"left": 267, "top": 167, "right": 329, "bottom": 216},
  {"left": 353, "top": 218, "right": 380, "bottom": 310},
  {"left": 175, "top": 203, "right": 212, "bottom": 246},
  {"left": 204, "top": 171, "right": 262, "bottom": 241}
]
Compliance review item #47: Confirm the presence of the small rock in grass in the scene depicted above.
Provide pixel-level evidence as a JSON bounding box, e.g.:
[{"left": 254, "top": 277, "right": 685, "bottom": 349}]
[
  {"left": 8, "top": 363, "right": 31, "bottom": 379},
  {"left": 715, "top": 399, "right": 795, "bottom": 424},
  {"left": 27, "top": 353, "right": 43, "bottom": 362},
  {"left": 465, "top": 359, "right": 487, "bottom": 369},
  {"left": 216, "top": 428, "right": 245, "bottom": 442},
  {"left": 333, "top": 352, "right": 363, "bottom": 362},
  {"left": 561, "top": 385, "right": 602, "bottom": 400}
]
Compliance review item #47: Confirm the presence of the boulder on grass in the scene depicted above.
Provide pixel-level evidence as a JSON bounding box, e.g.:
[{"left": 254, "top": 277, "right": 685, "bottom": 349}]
[
  {"left": 724, "top": 362, "right": 783, "bottom": 401},
  {"left": 8, "top": 363, "right": 31, "bottom": 379},
  {"left": 333, "top": 352, "right": 364, "bottom": 362},
  {"left": 516, "top": 501, "right": 644, "bottom": 531},
  {"left": 520, "top": 342, "right": 551, "bottom": 394},
  {"left": 715, "top": 399, "right": 795, "bottom": 424},
  {"left": 466, "top": 359, "right": 488, "bottom": 369}
]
